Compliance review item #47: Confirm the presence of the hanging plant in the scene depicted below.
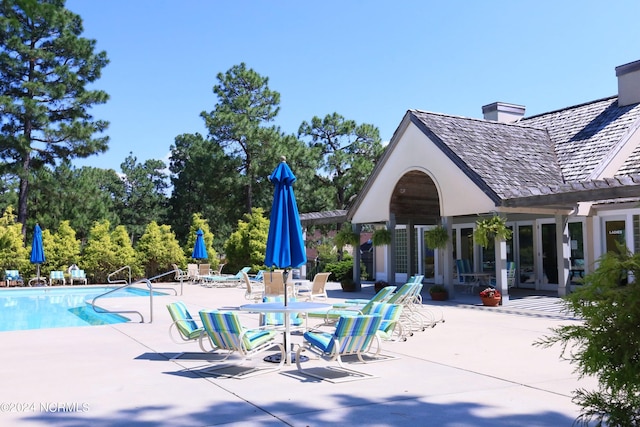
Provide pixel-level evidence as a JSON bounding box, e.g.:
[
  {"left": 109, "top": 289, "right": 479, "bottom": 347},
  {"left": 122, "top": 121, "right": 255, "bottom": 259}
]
[
  {"left": 372, "top": 228, "right": 392, "bottom": 246},
  {"left": 334, "top": 225, "right": 359, "bottom": 247},
  {"left": 473, "top": 215, "right": 512, "bottom": 248},
  {"left": 424, "top": 225, "right": 449, "bottom": 249}
]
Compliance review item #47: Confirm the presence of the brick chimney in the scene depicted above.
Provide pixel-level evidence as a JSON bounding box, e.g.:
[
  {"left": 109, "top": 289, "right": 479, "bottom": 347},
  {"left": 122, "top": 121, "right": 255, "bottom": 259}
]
[
  {"left": 482, "top": 102, "right": 526, "bottom": 123},
  {"left": 616, "top": 59, "right": 640, "bottom": 107}
]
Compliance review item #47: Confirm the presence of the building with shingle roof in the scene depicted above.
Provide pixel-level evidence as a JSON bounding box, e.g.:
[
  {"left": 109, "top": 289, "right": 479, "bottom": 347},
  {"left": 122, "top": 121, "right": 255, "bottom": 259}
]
[{"left": 345, "top": 59, "right": 640, "bottom": 303}]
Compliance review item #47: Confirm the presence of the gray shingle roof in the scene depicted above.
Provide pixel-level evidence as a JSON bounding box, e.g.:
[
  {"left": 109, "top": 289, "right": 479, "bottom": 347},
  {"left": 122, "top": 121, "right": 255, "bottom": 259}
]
[
  {"left": 520, "top": 96, "right": 640, "bottom": 182},
  {"left": 409, "top": 96, "right": 640, "bottom": 203},
  {"left": 409, "top": 110, "right": 562, "bottom": 200}
]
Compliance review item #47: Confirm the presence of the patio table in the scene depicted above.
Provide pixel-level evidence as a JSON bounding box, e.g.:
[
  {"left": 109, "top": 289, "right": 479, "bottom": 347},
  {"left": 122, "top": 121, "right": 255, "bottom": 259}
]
[{"left": 239, "top": 301, "right": 331, "bottom": 365}]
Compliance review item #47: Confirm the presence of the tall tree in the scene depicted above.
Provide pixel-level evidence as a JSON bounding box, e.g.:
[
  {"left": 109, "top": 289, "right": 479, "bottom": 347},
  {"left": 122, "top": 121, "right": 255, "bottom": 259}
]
[
  {"left": 0, "top": 0, "right": 109, "bottom": 234},
  {"left": 28, "top": 162, "right": 122, "bottom": 241},
  {"left": 201, "top": 63, "right": 281, "bottom": 214},
  {"left": 298, "top": 113, "right": 384, "bottom": 211},
  {"left": 168, "top": 132, "right": 241, "bottom": 246},
  {"left": 118, "top": 153, "right": 169, "bottom": 243}
]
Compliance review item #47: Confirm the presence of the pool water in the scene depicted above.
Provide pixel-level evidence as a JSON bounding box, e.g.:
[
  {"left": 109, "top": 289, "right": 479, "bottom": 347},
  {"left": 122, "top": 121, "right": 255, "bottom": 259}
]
[{"left": 0, "top": 286, "right": 165, "bottom": 332}]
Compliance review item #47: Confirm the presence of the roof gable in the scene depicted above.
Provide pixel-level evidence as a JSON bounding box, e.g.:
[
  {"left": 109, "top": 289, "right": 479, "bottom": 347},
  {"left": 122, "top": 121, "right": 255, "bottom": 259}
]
[{"left": 409, "top": 110, "right": 563, "bottom": 199}]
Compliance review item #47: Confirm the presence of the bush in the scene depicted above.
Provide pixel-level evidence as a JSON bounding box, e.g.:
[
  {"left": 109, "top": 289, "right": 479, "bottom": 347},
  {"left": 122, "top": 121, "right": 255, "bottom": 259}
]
[
  {"left": 325, "top": 258, "right": 354, "bottom": 282},
  {"left": 534, "top": 249, "right": 640, "bottom": 426}
]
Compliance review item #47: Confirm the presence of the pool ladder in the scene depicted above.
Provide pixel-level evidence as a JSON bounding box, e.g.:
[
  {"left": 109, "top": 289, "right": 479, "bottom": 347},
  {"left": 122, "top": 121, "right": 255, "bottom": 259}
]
[{"left": 91, "top": 269, "right": 181, "bottom": 323}]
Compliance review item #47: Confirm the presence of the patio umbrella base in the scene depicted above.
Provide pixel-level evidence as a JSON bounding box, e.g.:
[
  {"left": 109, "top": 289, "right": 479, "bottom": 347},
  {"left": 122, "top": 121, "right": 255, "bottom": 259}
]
[{"left": 264, "top": 352, "right": 309, "bottom": 363}]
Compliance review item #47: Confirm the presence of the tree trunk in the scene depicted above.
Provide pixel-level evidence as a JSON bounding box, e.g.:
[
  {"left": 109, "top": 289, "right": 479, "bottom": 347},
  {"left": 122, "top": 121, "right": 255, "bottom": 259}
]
[{"left": 18, "top": 135, "right": 31, "bottom": 241}]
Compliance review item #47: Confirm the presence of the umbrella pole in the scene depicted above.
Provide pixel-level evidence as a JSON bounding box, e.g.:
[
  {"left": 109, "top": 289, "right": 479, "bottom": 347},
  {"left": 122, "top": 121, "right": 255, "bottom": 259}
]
[{"left": 283, "top": 269, "right": 288, "bottom": 306}]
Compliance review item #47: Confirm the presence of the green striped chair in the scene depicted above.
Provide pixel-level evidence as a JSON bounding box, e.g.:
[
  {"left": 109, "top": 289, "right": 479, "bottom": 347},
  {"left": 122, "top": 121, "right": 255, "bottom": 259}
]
[
  {"left": 366, "top": 302, "right": 404, "bottom": 343},
  {"left": 296, "top": 314, "right": 383, "bottom": 379},
  {"left": 199, "top": 309, "right": 285, "bottom": 375},
  {"left": 342, "top": 285, "right": 396, "bottom": 306},
  {"left": 167, "top": 302, "right": 214, "bottom": 353}
]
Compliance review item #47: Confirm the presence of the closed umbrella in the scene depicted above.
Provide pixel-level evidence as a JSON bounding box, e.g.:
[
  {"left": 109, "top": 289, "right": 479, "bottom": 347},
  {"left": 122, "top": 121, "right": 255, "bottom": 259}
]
[
  {"left": 264, "top": 157, "right": 307, "bottom": 364},
  {"left": 191, "top": 229, "right": 208, "bottom": 260},
  {"left": 30, "top": 224, "right": 46, "bottom": 285},
  {"left": 264, "top": 157, "right": 307, "bottom": 305}
]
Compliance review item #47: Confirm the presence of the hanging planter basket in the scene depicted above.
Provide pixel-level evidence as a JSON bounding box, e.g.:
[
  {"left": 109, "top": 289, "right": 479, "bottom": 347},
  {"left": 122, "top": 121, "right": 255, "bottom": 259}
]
[
  {"left": 425, "top": 225, "right": 449, "bottom": 249},
  {"left": 473, "top": 215, "right": 512, "bottom": 248},
  {"left": 372, "top": 228, "right": 392, "bottom": 246},
  {"left": 335, "top": 225, "right": 359, "bottom": 247}
]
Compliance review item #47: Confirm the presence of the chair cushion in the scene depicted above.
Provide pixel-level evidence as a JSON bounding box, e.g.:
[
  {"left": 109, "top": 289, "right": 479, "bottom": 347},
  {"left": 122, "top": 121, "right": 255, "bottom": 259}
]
[
  {"left": 303, "top": 330, "right": 334, "bottom": 352},
  {"left": 244, "top": 329, "right": 278, "bottom": 350},
  {"left": 167, "top": 302, "right": 200, "bottom": 338}
]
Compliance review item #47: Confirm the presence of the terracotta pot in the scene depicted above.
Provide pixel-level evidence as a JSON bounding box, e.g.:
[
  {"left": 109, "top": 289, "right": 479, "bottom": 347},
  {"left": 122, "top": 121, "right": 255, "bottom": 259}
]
[
  {"left": 430, "top": 292, "right": 448, "bottom": 301},
  {"left": 480, "top": 295, "right": 501, "bottom": 306}
]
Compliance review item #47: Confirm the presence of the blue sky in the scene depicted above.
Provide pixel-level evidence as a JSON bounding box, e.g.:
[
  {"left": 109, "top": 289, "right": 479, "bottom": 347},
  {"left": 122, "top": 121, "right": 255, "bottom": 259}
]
[{"left": 66, "top": 0, "right": 640, "bottom": 172}]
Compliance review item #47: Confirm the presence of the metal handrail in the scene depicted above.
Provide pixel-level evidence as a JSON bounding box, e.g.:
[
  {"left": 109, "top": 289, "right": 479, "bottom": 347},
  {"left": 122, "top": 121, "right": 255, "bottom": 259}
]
[
  {"left": 108, "top": 265, "right": 131, "bottom": 285},
  {"left": 147, "top": 269, "right": 183, "bottom": 296},
  {"left": 91, "top": 269, "right": 182, "bottom": 323},
  {"left": 90, "top": 280, "right": 147, "bottom": 323}
]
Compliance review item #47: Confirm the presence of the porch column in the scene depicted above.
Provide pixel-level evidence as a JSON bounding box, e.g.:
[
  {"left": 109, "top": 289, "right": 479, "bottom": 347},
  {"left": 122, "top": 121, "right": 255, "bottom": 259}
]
[
  {"left": 301, "top": 228, "right": 307, "bottom": 279},
  {"left": 443, "top": 217, "right": 454, "bottom": 297},
  {"left": 556, "top": 215, "right": 570, "bottom": 297},
  {"left": 388, "top": 214, "right": 396, "bottom": 284},
  {"left": 353, "top": 223, "right": 362, "bottom": 292},
  {"left": 495, "top": 238, "right": 509, "bottom": 304},
  {"left": 407, "top": 219, "right": 415, "bottom": 280}
]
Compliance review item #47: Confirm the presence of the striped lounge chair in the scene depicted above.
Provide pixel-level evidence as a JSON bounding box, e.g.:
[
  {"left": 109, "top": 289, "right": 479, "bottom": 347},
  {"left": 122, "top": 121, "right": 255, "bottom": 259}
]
[
  {"left": 49, "top": 270, "right": 65, "bottom": 286},
  {"left": 198, "top": 310, "right": 284, "bottom": 378},
  {"left": 69, "top": 269, "right": 87, "bottom": 285},
  {"left": 296, "top": 314, "right": 383, "bottom": 381}
]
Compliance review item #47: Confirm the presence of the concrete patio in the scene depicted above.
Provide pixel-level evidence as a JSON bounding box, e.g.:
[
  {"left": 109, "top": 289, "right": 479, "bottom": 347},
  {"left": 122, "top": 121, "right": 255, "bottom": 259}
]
[{"left": 1, "top": 281, "right": 595, "bottom": 426}]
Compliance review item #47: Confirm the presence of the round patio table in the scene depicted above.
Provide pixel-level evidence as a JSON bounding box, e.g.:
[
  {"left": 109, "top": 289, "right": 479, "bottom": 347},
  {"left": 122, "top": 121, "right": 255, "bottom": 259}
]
[{"left": 239, "top": 301, "right": 332, "bottom": 365}]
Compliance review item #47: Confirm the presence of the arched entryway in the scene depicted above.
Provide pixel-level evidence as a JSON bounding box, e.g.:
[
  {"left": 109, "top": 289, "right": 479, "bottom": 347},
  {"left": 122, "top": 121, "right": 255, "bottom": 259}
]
[{"left": 389, "top": 170, "right": 442, "bottom": 283}]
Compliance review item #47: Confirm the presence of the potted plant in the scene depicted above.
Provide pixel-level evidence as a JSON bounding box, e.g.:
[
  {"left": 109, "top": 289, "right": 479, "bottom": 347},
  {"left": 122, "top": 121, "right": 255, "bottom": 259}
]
[
  {"left": 429, "top": 285, "right": 448, "bottom": 301},
  {"left": 326, "top": 258, "right": 357, "bottom": 292},
  {"left": 374, "top": 280, "right": 390, "bottom": 293},
  {"left": 473, "top": 215, "right": 512, "bottom": 248},
  {"left": 479, "top": 287, "right": 501, "bottom": 306},
  {"left": 424, "top": 225, "right": 449, "bottom": 249},
  {"left": 372, "top": 228, "right": 392, "bottom": 246}
]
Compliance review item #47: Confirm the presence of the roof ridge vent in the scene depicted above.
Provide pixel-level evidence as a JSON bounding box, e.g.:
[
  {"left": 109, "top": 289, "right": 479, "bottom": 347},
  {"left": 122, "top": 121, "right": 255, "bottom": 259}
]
[
  {"left": 616, "top": 59, "right": 640, "bottom": 107},
  {"left": 481, "top": 102, "right": 526, "bottom": 123}
]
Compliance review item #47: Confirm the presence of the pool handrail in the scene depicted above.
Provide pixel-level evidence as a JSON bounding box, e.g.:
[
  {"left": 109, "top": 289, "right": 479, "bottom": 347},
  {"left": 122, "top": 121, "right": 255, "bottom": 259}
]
[
  {"left": 107, "top": 266, "right": 131, "bottom": 286},
  {"left": 90, "top": 281, "right": 147, "bottom": 323},
  {"left": 148, "top": 269, "right": 184, "bottom": 297},
  {"left": 91, "top": 270, "right": 181, "bottom": 323}
]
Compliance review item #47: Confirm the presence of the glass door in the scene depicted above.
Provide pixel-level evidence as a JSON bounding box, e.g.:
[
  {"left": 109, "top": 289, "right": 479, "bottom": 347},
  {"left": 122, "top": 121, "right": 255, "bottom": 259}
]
[
  {"left": 420, "top": 227, "right": 436, "bottom": 282},
  {"left": 540, "top": 222, "right": 558, "bottom": 286},
  {"left": 605, "top": 219, "right": 626, "bottom": 254},
  {"left": 517, "top": 223, "right": 535, "bottom": 288}
]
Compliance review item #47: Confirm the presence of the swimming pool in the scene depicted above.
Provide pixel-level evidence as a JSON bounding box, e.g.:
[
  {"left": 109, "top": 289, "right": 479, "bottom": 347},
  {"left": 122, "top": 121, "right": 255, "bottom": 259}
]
[{"left": 0, "top": 286, "right": 166, "bottom": 332}]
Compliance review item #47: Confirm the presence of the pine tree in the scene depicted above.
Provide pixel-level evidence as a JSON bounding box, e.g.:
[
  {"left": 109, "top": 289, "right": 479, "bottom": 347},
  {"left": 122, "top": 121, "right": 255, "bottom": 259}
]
[{"left": 0, "top": 0, "right": 109, "bottom": 234}]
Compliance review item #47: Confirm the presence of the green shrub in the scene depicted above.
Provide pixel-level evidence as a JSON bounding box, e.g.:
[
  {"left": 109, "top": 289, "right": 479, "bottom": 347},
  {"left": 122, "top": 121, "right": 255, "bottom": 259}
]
[{"left": 325, "top": 258, "right": 354, "bottom": 282}]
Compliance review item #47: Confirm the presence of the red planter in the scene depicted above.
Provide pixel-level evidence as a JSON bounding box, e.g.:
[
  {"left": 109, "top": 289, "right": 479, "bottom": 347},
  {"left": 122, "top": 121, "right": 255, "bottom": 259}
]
[{"left": 480, "top": 296, "right": 501, "bottom": 306}]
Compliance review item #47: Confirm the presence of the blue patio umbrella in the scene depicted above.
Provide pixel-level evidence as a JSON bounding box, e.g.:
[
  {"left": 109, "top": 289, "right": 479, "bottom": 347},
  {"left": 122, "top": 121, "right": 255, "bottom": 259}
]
[
  {"left": 191, "top": 229, "right": 208, "bottom": 260},
  {"left": 264, "top": 157, "right": 307, "bottom": 305},
  {"left": 30, "top": 223, "right": 46, "bottom": 284}
]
